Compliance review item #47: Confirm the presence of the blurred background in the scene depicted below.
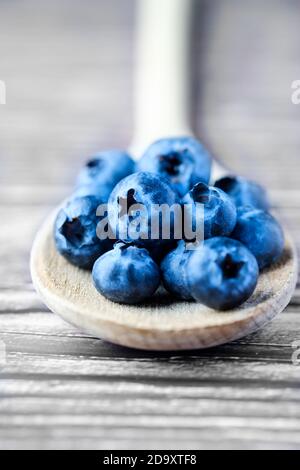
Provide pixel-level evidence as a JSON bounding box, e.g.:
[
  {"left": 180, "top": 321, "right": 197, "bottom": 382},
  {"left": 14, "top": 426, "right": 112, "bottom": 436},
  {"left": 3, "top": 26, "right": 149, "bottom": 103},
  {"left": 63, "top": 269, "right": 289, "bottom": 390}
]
[
  {"left": 0, "top": 0, "right": 300, "bottom": 450},
  {"left": 0, "top": 0, "right": 299, "bottom": 189}
]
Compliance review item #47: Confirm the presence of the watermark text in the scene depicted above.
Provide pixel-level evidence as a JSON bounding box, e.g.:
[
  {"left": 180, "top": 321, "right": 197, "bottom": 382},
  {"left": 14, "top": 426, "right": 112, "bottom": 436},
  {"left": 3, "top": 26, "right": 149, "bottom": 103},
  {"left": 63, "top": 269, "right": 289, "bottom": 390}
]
[
  {"left": 291, "top": 340, "right": 300, "bottom": 365},
  {"left": 96, "top": 202, "right": 204, "bottom": 249},
  {"left": 291, "top": 80, "right": 300, "bottom": 104}
]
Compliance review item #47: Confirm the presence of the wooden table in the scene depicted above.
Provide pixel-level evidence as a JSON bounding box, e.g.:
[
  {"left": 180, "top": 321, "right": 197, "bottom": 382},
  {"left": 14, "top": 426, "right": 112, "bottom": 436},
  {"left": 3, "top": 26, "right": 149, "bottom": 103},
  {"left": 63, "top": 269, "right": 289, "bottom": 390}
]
[{"left": 0, "top": 0, "right": 300, "bottom": 450}]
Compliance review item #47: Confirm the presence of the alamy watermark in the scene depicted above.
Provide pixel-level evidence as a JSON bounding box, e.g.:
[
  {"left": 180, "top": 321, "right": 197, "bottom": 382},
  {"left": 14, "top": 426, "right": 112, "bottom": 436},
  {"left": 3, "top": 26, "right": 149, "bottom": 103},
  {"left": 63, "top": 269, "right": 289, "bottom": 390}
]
[
  {"left": 291, "top": 80, "right": 300, "bottom": 104},
  {"left": 95, "top": 201, "right": 204, "bottom": 249},
  {"left": 291, "top": 340, "right": 300, "bottom": 365},
  {"left": 0, "top": 80, "right": 6, "bottom": 104}
]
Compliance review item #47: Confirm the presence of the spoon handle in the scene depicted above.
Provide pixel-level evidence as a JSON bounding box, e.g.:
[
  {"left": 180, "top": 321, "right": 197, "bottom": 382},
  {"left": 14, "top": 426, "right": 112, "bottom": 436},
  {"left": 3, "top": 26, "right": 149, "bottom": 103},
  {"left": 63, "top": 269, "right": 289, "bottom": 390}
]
[{"left": 131, "top": 0, "right": 193, "bottom": 157}]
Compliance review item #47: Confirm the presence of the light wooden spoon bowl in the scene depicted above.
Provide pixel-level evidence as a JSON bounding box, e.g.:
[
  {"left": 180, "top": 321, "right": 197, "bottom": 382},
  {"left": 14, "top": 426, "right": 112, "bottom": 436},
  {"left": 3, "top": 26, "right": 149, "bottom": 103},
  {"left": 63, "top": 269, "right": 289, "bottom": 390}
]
[
  {"left": 31, "top": 0, "right": 298, "bottom": 350},
  {"left": 31, "top": 210, "right": 297, "bottom": 350}
]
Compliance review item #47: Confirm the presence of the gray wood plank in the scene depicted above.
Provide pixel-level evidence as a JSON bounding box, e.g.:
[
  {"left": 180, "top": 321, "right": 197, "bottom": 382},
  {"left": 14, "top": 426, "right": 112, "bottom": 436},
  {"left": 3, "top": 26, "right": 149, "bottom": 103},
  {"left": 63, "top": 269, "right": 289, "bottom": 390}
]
[
  {"left": 1, "top": 309, "right": 300, "bottom": 352},
  {"left": 1, "top": 0, "right": 300, "bottom": 451},
  {"left": 1, "top": 351, "right": 300, "bottom": 383},
  {"left": 0, "top": 429, "right": 298, "bottom": 451}
]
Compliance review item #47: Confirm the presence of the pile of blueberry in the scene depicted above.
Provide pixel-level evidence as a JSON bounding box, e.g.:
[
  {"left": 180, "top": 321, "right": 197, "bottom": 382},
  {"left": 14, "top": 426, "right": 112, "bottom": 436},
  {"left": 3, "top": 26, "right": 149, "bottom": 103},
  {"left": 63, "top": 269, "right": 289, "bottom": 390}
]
[{"left": 54, "top": 136, "right": 284, "bottom": 310}]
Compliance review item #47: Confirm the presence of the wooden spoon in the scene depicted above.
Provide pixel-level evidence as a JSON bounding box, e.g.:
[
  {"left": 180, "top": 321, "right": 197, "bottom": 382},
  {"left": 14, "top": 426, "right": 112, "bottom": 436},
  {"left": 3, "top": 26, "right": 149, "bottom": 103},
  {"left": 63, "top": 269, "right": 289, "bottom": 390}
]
[{"left": 31, "top": 0, "right": 297, "bottom": 351}]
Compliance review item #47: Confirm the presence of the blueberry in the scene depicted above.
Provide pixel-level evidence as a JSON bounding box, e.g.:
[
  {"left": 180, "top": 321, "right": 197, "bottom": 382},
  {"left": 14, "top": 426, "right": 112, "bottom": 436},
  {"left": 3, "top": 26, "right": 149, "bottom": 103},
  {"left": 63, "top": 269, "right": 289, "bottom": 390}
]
[
  {"left": 108, "top": 172, "right": 179, "bottom": 251},
  {"left": 231, "top": 206, "right": 284, "bottom": 270},
  {"left": 138, "top": 136, "right": 212, "bottom": 197},
  {"left": 187, "top": 237, "right": 259, "bottom": 310},
  {"left": 76, "top": 150, "right": 135, "bottom": 201},
  {"left": 161, "top": 240, "right": 193, "bottom": 300},
  {"left": 149, "top": 239, "right": 178, "bottom": 264},
  {"left": 182, "top": 182, "right": 237, "bottom": 240},
  {"left": 54, "top": 195, "right": 113, "bottom": 269},
  {"left": 215, "top": 175, "right": 270, "bottom": 210},
  {"left": 92, "top": 242, "right": 161, "bottom": 304}
]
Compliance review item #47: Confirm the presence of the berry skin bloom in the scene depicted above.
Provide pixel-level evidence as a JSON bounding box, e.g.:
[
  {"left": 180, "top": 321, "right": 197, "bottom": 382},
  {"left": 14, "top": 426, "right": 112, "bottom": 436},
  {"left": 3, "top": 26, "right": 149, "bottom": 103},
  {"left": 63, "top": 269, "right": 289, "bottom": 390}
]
[
  {"left": 54, "top": 195, "right": 113, "bottom": 269},
  {"left": 231, "top": 206, "right": 285, "bottom": 270},
  {"left": 215, "top": 175, "right": 270, "bottom": 211},
  {"left": 187, "top": 237, "right": 259, "bottom": 310},
  {"left": 161, "top": 240, "right": 193, "bottom": 300},
  {"left": 182, "top": 182, "right": 237, "bottom": 240},
  {"left": 76, "top": 150, "right": 135, "bottom": 201},
  {"left": 92, "top": 242, "right": 161, "bottom": 304},
  {"left": 108, "top": 171, "right": 179, "bottom": 254},
  {"left": 138, "top": 136, "right": 212, "bottom": 197}
]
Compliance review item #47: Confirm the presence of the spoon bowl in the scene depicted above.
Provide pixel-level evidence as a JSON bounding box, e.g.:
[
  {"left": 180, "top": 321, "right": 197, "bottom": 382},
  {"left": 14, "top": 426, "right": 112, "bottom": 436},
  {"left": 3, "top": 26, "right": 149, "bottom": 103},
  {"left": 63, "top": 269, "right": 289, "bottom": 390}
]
[{"left": 31, "top": 206, "right": 297, "bottom": 350}]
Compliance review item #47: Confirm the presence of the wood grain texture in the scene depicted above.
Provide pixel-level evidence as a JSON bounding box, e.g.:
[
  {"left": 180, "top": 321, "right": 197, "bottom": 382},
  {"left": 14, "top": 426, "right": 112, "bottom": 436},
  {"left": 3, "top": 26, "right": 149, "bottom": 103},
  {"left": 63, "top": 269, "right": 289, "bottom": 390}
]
[{"left": 1, "top": 0, "right": 300, "bottom": 450}]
